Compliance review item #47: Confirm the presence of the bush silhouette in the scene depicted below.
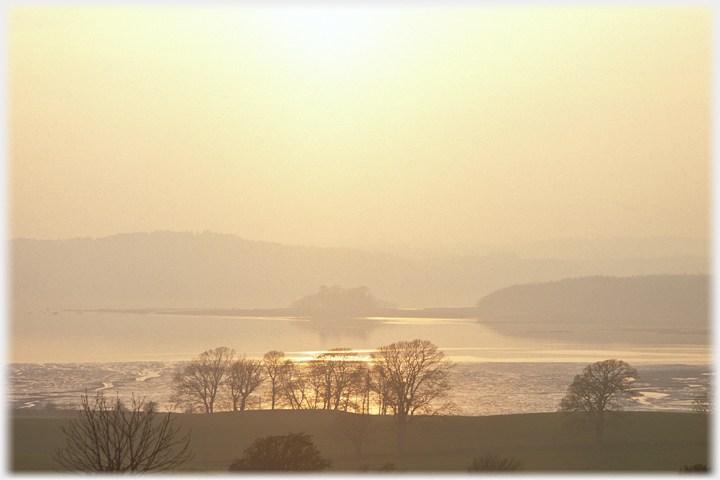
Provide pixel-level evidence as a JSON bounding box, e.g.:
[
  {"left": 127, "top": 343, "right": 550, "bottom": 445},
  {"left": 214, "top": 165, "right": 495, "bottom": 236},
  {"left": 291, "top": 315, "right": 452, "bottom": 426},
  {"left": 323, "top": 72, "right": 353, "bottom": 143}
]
[
  {"left": 467, "top": 453, "right": 523, "bottom": 471},
  {"left": 228, "top": 432, "right": 331, "bottom": 472},
  {"left": 358, "top": 462, "right": 397, "bottom": 472}
]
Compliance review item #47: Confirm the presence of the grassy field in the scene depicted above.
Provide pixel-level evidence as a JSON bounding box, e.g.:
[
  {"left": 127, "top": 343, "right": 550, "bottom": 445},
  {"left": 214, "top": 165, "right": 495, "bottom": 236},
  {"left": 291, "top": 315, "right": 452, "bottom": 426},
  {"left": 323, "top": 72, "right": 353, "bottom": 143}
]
[{"left": 10, "top": 409, "right": 709, "bottom": 472}]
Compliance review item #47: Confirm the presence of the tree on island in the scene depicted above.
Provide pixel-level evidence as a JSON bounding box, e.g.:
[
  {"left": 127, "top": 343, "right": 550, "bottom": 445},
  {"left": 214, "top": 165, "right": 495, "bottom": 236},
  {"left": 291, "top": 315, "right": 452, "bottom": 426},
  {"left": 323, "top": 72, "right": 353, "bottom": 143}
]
[
  {"left": 228, "top": 432, "right": 331, "bottom": 472},
  {"left": 171, "top": 346, "right": 235, "bottom": 413},
  {"left": 52, "top": 391, "right": 193, "bottom": 472},
  {"left": 370, "top": 339, "right": 456, "bottom": 456},
  {"left": 291, "top": 285, "right": 395, "bottom": 316},
  {"left": 558, "top": 359, "right": 639, "bottom": 445}
]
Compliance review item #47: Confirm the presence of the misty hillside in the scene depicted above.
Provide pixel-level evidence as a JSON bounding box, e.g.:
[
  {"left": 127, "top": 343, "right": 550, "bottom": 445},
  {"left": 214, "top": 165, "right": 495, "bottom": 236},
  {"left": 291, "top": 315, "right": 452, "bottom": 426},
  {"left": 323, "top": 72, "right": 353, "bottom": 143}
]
[
  {"left": 12, "top": 232, "right": 709, "bottom": 310},
  {"left": 476, "top": 275, "right": 709, "bottom": 325}
]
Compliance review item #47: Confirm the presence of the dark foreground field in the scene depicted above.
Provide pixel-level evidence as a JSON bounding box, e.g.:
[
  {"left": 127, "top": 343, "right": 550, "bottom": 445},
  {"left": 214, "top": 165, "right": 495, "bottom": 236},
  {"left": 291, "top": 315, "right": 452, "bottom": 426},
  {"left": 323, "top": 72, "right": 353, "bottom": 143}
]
[{"left": 11, "top": 409, "right": 709, "bottom": 472}]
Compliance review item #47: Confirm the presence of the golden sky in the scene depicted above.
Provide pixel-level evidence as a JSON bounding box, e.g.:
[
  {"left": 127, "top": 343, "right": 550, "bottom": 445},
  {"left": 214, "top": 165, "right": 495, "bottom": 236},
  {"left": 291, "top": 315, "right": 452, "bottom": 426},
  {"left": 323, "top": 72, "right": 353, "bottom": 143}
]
[{"left": 9, "top": 6, "right": 711, "bottom": 248}]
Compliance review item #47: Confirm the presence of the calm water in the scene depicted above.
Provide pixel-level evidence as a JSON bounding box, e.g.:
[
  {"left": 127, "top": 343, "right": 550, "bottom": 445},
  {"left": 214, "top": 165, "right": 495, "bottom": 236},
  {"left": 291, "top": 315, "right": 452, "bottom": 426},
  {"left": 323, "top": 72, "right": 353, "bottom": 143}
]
[{"left": 11, "top": 310, "right": 711, "bottom": 365}]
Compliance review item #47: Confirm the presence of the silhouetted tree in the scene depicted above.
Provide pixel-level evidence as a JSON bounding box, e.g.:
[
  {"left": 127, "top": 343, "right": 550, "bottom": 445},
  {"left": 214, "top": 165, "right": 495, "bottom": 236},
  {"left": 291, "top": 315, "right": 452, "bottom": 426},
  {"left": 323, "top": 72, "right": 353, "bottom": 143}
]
[
  {"left": 309, "top": 348, "right": 368, "bottom": 411},
  {"left": 370, "top": 339, "right": 456, "bottom": 456},
  {"left": 467, "top": 453, "right": 523, "bottom": 471},
  {"left": 226, "top": 356, "right": 266, "bottom": 411},
  {"left": 171, "top": 346, "right": 235, "bottom": 413},
  {"left": 693, "top": 373, "right": 712, "bottom": 413},
  {"left": 693, "top": 391, "right": 711, "bottom": 414},
  {"left": 277, "top": 350, "right": 369, "bottom": 412},
  {"left": 558, "top": 359, "right": 638, "bottom": 445},
  {"left": 279, "top": 359, "right": 314, "bottom": 409},
  {"left": 263, "top": 350, "right": 286, "bottom": 410},
  {"left": 228, "top": 432, "right": 331, "bottom": 472},
  {"left": 52, "top": 391, "right": 192, "bottom": 472}
]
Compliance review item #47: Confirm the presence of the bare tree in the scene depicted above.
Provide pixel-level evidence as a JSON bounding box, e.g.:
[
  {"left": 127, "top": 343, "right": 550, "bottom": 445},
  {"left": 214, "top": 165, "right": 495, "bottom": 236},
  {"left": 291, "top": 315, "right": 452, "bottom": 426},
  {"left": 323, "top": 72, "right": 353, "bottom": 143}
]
[
  {"left": 263, "top": 350, "right": 286, "bottom": 410},
  {"left": 302, "top": 359, "right": 327, "bottom": 409},
  {"left": 171, "top": 346, "right": 235, "bottom": 413},
  {"left": 226, "top": 356, "right": 266, "bottom": 411},
  {"left": 370, "top": 339, "right": 456, "bottom": 456},
  {"left": 311, "top": 348, "right": 367, "bottom": 411},
  {"left": 277, "top": 349, "right": 370, "bottom": 412},
  {"left": 693, "top": 372, "right": 712, "bottom": 413},
  {"left": 279, "top": 359, "right": 315, "bottom": 410},
  {"left": 558, "top": 359, "right": 639, "bottom": 445},
  {"left": 693, "top": 391, "right": 711, "bottom": 413},
  {"left": 52, "top": 391, "right": 192, "bottom": 472}
]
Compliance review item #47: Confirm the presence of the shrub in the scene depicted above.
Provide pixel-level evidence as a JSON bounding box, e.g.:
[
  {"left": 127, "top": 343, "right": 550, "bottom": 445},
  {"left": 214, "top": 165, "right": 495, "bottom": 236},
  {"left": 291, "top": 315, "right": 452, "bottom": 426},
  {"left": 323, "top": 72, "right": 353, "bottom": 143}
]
[
  {"left": 358, "top": 462, "right": 397, "bottom": 472},
  {"left": 467, "top": 453, "right": 523, "bottom": 472},
  {"left": 228, "top": 432, "right": 331, "bottom": 472}
]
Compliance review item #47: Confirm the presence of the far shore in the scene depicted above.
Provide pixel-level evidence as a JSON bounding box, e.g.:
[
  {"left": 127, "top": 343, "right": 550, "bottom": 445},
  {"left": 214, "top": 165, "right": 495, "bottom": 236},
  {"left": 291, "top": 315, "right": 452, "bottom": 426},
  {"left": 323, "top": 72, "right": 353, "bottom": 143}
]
[{"left": 66, "top": 306, "right": 484, "bottom": 319}]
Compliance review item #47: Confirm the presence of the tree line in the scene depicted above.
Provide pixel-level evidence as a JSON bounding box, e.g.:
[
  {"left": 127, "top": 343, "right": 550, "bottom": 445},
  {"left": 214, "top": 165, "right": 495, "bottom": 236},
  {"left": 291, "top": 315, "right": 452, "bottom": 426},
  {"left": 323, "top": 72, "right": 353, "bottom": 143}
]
[
  {"left": 170, "top": 339, "right": 455, "bottom": 455},
  {"left": 169, "top": 341, "right": 665, "bottom": 452},
  {"left": 170, "top": 340, "right": 453, "bottom": 415}
]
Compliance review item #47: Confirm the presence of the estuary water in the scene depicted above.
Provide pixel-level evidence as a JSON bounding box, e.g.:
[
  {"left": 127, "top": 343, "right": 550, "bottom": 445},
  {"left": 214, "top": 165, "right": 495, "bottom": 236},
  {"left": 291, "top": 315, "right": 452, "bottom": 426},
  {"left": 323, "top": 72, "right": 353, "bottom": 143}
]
[
  {"left": 9, "top": 361, "right": 709, "bottom": 416},
  {"left": 11, "top": 310, "right": 711, "bottom": 365},
  {"left": 9, "top": 310, "right": 710, "bottom": 416}
]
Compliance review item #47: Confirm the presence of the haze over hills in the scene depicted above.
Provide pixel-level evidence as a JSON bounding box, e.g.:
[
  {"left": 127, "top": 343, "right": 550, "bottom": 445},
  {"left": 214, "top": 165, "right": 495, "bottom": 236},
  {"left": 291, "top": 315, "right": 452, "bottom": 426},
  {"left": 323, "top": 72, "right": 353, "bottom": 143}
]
[
  {"left": 474, "top": 274, "right": 709, "bottom": 346},
  {"left": 12, "top": 231, "right": 709, "bottom": 311},
  {"left": 363, "top": 236, "right": 709, "bottom": 260},
  {"left": 476, "top": 275, "right": 708, "bottom": 325}
]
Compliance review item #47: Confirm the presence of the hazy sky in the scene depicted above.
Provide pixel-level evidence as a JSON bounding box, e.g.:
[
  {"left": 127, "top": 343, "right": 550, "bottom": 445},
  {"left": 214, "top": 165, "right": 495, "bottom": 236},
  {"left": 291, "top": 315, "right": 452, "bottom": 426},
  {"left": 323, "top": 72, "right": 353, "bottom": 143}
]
[{"left": 9, "top": 6, "right": 710, "bottom": 248}]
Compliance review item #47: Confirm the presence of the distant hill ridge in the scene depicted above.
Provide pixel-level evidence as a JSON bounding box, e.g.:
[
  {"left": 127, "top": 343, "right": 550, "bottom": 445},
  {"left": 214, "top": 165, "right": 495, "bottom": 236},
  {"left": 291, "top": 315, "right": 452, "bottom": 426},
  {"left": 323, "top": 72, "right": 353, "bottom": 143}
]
[
  {"left": 12, "top": 231, "right": 709, "bottom": 310},
  {"left": 476, "top": 274, "right": 708, "bottom": 324}
]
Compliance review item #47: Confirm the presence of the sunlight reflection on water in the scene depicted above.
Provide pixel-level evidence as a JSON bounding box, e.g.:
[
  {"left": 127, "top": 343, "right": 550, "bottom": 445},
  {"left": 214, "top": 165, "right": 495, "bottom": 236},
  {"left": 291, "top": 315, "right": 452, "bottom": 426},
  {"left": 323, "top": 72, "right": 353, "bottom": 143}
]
[
  {"left": 9, "top": 361, "right": 710, "bottom": 416},
  {"left": 11, "top": 311, "right": 711, "bottom": 365}
]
